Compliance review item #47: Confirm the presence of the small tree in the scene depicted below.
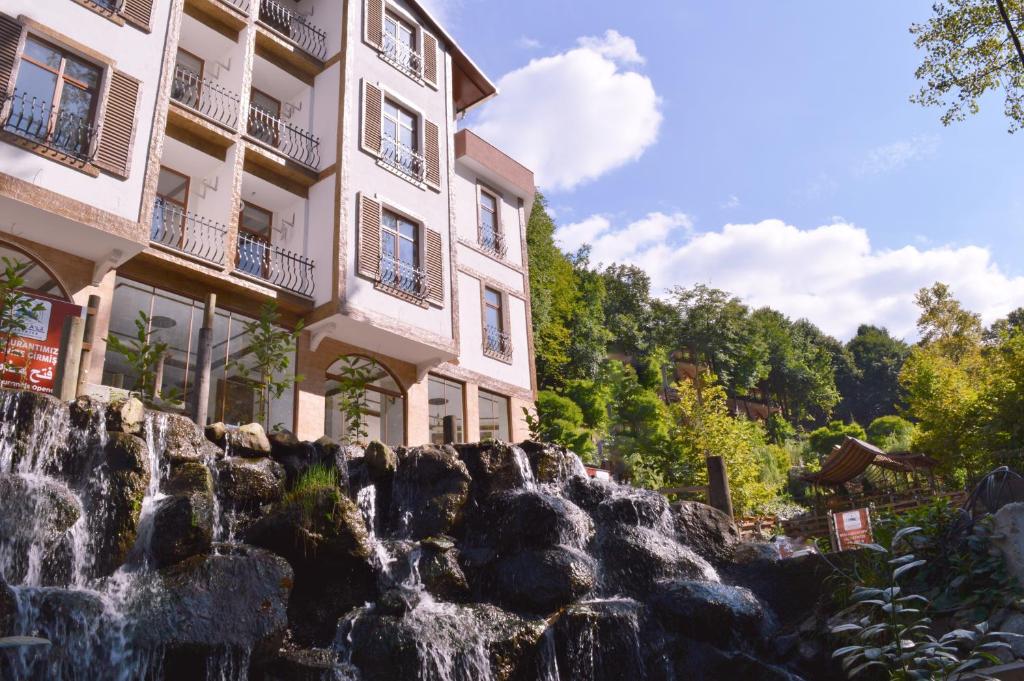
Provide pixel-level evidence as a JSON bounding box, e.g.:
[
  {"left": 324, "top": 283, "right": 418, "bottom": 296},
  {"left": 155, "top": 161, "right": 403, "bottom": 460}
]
[
  {"left": 0, "top": 257, "right": 45, "bottom": 388},
  {"left": 328, "top": 356, "right": 374, "bottom": 444},
  {"left": 107, "top": 311, "right": 174, "bottom": 403},
  {"left": 227, "top": 301, "right": 303, "bottom": 429}
]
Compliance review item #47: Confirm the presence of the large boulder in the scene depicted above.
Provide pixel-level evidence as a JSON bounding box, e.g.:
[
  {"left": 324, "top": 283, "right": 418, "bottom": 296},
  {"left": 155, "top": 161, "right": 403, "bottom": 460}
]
[
  {"left": 418, "top": 537, "right": 471, "bottom": 602},
  {"left": 651, "top": 579, "right": 768, "bottom": 648},
  {"left": 671, "top": 501, "right": 741, "bottom": 563},
  {"left": 454, "top": 442, "right": 534, "bottom": 498},
  {"left": 364, "top": 440, "right": 398, "bottom": 482},
  {"left": 594, "top": 487, "right": 670, "bottom": 529},
  {"left": 518, "top": 441, "right": 587, "bottom": 484},
  {"left": 390, "top": 445, "right": 471, "bottom": 539},
  {"left": 492, "top": 545, "right": 596, "bottom": 614},
  {"left": 0, "top": 474, "right": 81, "bottom": 585},
  {"left": 469, "top": 489, "right": 595, "bottom": 553},
  {"left": 269, "top": 430, "right": 336, "bottom": 488},
  {"left": 595, "top": 525, "right": 719, "bottom": 598},
  {"left": 0, "top": 390, "right": 71, "bottom": 473},
  {"left": 205, "top": 422, "right": 271, "bottom": 458},
  {"left": 106, "top": 396, "right": 146, "bottom": 437},
  {"left": 0, "top": 576, "right": 15, "bottom": 636},
  {"left": 995, "top": 502, "right": 1024, "bottom": 590},
  {"left": 214, "top": 456, "right": 284, "bottom": 512},
  {"left": 150, "top": 462, "right": 215, "bottom": 568},
  {"left": 262, "top": 646, "right": 338, "bottom": 681},
  {"left": 549, "top": 598, "right": 653, "bottom": 681},
  {"left": 162, "top": 414, "right": 221, "bottom": 465}
]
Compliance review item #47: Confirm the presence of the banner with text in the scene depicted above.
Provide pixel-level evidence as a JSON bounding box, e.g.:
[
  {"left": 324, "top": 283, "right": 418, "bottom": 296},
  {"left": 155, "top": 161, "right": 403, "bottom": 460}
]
[{"left": 0, "top": 294, "right": 83, "bottom": 394}]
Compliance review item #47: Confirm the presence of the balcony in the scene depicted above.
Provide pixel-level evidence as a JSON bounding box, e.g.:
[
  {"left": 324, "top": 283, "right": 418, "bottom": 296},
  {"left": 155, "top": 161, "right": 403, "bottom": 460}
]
[
  {"left": 170, "top": 66, "right": 240, "bottom": 131},
  {"left": 150, "top": 198, "right": 228, "bottom": 266},
  {"left": 256, "top": 0, "right": 327, "bottom": 62},
  {"left": 379, "top": 135, "right": 425, "bottom": 183},
  {"left": 235, "top": 232, "right": 315, "bottom": 297},
  {"left": 247, "top": 104, "right": 320, "bottom": 169},
  {"left": 483, "top": 325, "right": 512, "bottom": 362},
  {"left": 219, "top": 0, "right": 249, "bottom": 12},
  {"left": 1, "top": 90, "right": 99, "bottom": 164},
  {"left": 382, "top": 33, "right": 422, "bottom": 80},
  {"left": 377, "top": 255, "right": 427, "bottom": 299},
  {"left": 478, "top": 226, "right": 508, "bottom": 259}
]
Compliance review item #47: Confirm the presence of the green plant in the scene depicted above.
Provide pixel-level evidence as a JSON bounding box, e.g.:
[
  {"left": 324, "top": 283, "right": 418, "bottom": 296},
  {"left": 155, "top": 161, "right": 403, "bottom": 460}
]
[
  {"left": 227, "top": 302, "right": 303, "bottom": 428},
  {"left": 831, "top": 527, "right": 1019, "bottom": 679},
  {"left": 327, "top": 356, "right": 374, "bottom": 445},
  {"left": 0, "top": 257, "right": 45, "bottom": 388},
  {"left": 107, "top": 310, "right": 179, "bottom": 404},
  {"left": 284, "top": 464, "right": 341, "bottom": 522}
]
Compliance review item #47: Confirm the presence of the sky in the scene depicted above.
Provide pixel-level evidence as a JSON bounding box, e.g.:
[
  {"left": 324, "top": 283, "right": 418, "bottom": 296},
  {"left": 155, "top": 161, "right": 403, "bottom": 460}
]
[{"left": 425, "top": 0, "right": 1024, "bottom": 341}]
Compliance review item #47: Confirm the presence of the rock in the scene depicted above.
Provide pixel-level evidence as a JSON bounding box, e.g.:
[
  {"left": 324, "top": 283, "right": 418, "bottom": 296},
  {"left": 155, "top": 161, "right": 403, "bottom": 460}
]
[
  {"left": 0, "top": 474, "right": 81, "bottom": 585},
  {"left": 0, "top": 576, "right": 15, "bottom": 636},
  {"left": 150, "top": 463, "right": 215, "bottom": 568},
  {"left": 454, "top": 441, "right": 534, "bottom": 498},
  {"left": 419, "top": 541, "right": 471, "bottom": 602},
  {"left": 163, "top": 414, "right": 221, "bottom": 464},
  {"left": 733, "top": 542, "right": 781, "bottom": 564},
  {"left": 671, "top": 641, "right": 807, "bottom": 681},
  {"left": 551, "top": 598, "right": 651, "bottom": 681},
  {"left": 469, "top": 489, "right": 595, "bottom": 553},
  {"left": 596, "top": 525, "right": 719, "bottom": 598},
  {"left": 214, "top": 456, "right": 284, "bottom": 512},
  {"left": 262, "top": 645, "right": 338, "bottom": 681},
  {"left": 364, "top": 440, "right": 398, "bottom": 482},
  {"left": 0, "top": 390, "right": 71, "bottom": 473},
  {"left": 729, "top": 551, "right": 854, "bottom": 627},
  {"left": 999, "top": 612, "right": 1024, "bottom": 659},
  {"left": 594, "top": 487, "right": 670, "bottom": 529},
  {"left": 995, "top": 502, "right": 1024, "bottom": 590},
  {"left": 651, "top": 579, "right": 767, "bottom": 647},
  {"left": 227, "top": 423, "right": 272, "bottom": 458},
  {"left": 390, "top": 445, "right": 471, "bottom": 539},
  {"left": 269, "top": 430, "right": 335, "bottom": 488},
  {"left": 519, "top": 440, "right": 587, "bottom": 484},
  {"left": 205, "top": 422, "right": 228, "bottom": 447},
  {"left": 493, "top": 545, "right": 596, "bottom": 613},
  {"left": 671, "top": 500, "right": 741, "bottom": 563},
  {"left": 106, "top": 396, "right": 146, "bottom": 436}
]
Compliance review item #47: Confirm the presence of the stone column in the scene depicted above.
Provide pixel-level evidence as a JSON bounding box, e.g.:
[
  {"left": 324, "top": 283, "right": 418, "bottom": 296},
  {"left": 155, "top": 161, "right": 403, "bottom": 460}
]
[
  {"left": 191, "top": 293, "right": 216, "bottom": 426},
  {"left": 707, "top": 455, "right": 734, "bottom": 518}
]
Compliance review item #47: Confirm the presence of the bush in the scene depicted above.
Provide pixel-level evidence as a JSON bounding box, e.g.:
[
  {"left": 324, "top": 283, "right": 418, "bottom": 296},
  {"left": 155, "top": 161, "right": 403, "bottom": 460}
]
[
  {"left": 808, "top": 420, "right": 867, "bottom": 457},
  {"left": 866, "top": 415, "right": 915, "bottom": 452},
  {"left": 529, "top": 390, "right": 596, "bottom": 458}
]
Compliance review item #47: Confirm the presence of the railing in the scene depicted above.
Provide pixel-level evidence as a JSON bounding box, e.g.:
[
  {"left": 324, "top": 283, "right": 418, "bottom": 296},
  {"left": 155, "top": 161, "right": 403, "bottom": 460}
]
[
  {"left": 171, "top": 66, "right": 240, "bottom": 130},
  {"left": 382, "top": 33, "right": 422, "bottom": 79},
  {"left": 483, "top": 325, "right": 512, "bottom": 361},
  {"left": 478, "top": 226, "right": 508, "bottom": 259},
  {"left": 256, "top": 0, "right": 327, "bottom": 61},
  {"left": 247, "top": 104, "right": 320, "bottom": 169},
  {"left": 89, "top": 0, "right": 125, "bottom": 12},
  {"left": 379, "top": 134, "right": 424, "bottom": 182},
  {"left": 377, "top": 255, "right": 427, "bottom": 298},
  {"left": 218, "top": 0, "right": 250, "bottom": 13},
  {"left": 235, "top": 232, "right": 315, "bottom": 297},
  {"left": 1, "top": 90, "right": 99, "bottom": 163},
  {"left": 151, "top": 198, "right": 228, "bottom": 265}
]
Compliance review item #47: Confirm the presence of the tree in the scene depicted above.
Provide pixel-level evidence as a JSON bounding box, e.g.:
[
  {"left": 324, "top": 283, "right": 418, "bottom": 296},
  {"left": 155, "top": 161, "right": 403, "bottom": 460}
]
[
  {"left": 227, "top": 302, "right": 303, "bottom": 429},
  {"left": 867, "top": 415, "right": 916, "bottom": 452},
  {"left": 327, "top": 356, "right": 375, "bottom": 444},
  {"left": 837, "top": 325, "right": 911, "bottom": 424},
  {"left": 601, "top": 264, "right": 656, "bottom": 357},
  {"left": 807, "top": 420, "right": 867, "bottom": 458},
  {"left": 564, "top": 254, "right": 611, "bottom": 382},
  {"left": 911, "top": 0, "right": 1024, "bottom": 132},
  {"left": 0, "top": 258, "right": 45, "bottom": 388},
  {"left": 528, "top": 389, "right": 597, "bottom": 459},
  {"left": 914, "top": 283, "right": 984, "bottom": 362},
  {"left": 107, "top": 311, "right": 174, "bottom": 404}
]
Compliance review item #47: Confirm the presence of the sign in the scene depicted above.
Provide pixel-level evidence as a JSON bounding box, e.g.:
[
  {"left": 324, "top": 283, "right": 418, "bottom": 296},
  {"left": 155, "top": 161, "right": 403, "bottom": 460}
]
[
  {"left": 831, "top": 507, "right": 873, "bottom": 552},
  {"left": 0, "top": 293, "right": 83, "bottom": 395}
]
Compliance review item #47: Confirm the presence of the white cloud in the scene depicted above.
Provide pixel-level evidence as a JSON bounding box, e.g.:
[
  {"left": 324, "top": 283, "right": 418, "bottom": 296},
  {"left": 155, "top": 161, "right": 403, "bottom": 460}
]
[
  {"left": 561, "top": 216, "right": 1024, "bottom": 341},
  {"left": 472, "top": 31, "right": 662, "bottom": 191},
  {"left": 857, "top": 135, "right": 939, "bottom": 176},
  {"left": 516, "top": 36, "right": 542, "bottom": 50},
  {"left": 721, "top": 194, "right": 741, "bottom": 209}
]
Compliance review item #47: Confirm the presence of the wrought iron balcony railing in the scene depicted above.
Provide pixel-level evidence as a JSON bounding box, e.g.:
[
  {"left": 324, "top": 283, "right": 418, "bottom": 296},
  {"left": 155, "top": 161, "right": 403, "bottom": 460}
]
[
  {"left": 247, "top": 104, "right": 320, "bottom": 169},
  {"left": 379, "top": 134, "right": 424, "bottom": 182},
  {"left": 218, "top": 0, "right": 249, "bottom": 13},
  {"left": 483, "top": 325, "right": 512, "bottom": 361},
  {"left": 257, "top": 0, "right": 327, "bottom": 61},
  {"left": 170, "top": 66, "right": 240, "bottom": 130},
  {"left": 382, "top": 33, "right": 422, "bottom": 79},
  {"left": 1, "top": 90, "right": 99, "bottom": 163},
  {"left": 235, "top": 232, "right": 315, "bottom": 297},
  {"left": 89, "top": 0, "right": 125, "bottom": 12},
  {"left": 478, "top": 226, "right": 508, "bottom": 259},
  {"left": 151, "top": 198, "right": 228, "bottom": 265},
  {"left": 377, "top": 255, "right": 427, "bottom": 298}
]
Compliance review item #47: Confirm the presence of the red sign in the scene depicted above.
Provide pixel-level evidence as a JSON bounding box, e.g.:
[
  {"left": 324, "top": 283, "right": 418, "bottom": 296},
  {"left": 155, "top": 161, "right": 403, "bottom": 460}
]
[
  {"left": 832, "top": 507, "right": 873, "bottom": 552},
  {"left": 0, "top": 293, "right": 83, "bottom": 394}
]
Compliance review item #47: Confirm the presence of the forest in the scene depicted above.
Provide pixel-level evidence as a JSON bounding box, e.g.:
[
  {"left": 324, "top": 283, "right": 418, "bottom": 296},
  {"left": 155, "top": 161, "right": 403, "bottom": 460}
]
[{"left": 525, "top": 193, "right": 1024, "bottom": 516}]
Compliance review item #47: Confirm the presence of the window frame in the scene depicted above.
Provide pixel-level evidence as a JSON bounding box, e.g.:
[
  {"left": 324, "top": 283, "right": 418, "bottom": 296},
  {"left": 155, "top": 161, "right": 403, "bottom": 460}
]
[
  {"left": 377, "top": 204, "right": 426, "bottom": 298},
  {"left": 476, "top": 182, "right": 505, "bottom": 258},
  {"left": 237, "top": 200, "right": 274, "bottom": 279},
  {"left": 478, "top": 389, "right": 512, "bottom": 442},
  {"left": 377, "top": 3, "right": 425, "bottom": 82},
  {"left": 480, "top": 281, "right": 513, "bottom": 363},
  {"left": 248, "top": 87, "right": 282, "bottom": 148},
  {"left": 428, "top": 373, "right": 467, "bottom": 445},
  {"left": 156, "top": 165, "right": 190, "bottom": 212}
]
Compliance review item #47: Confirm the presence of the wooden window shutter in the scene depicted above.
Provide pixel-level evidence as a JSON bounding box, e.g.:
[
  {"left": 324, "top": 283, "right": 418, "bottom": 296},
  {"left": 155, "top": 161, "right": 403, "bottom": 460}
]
[
  {"left": 357, "top": 193, "right": 381, "bottom": 279},
  {"left": 95, "top": 70, "right": 141, "bottom": 179},
  {"left": 422, "top": 32, "right": 438, "bottom": 88},
  {"left": 0, "top": 14, "right": 22, "bottom": 95},
  {"left": 424, "top": 119, "right": 441, "bottom": 190},
  {"left": 365, "top": 0, "right": 383, "bottom": 49},
  {"left": 362, "top": 81, "right": 382, "bottom": 157},
  {"left": 122, "top": 0, "right": 154, "bottom": 31},
  {"left": 425, "top": 227, "right": 443, "bottom": 305}
]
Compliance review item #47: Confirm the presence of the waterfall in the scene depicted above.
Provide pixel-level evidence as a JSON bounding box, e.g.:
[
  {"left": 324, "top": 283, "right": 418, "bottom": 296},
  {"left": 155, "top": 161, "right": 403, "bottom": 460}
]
[
  {"left": 356, "top": 484, "right": 393, "bottom": 575},
  {"left": 511, "top": 444, "right": 536, "bottom": 489}
]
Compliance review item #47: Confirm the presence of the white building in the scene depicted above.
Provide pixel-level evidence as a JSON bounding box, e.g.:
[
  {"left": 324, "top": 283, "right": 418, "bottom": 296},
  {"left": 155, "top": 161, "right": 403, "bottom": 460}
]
[{"left": 0, "top": 0, "right": 537, "bottom": 445}]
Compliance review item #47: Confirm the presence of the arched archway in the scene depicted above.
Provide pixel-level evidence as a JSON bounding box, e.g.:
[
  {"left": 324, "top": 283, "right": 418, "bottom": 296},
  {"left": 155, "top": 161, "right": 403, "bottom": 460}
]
[
  {"left": 0, "top": 241, "right": 72, "bottom": 301},
  {"left": 324, "top": 355, "right": 406, "bottom": 447}
]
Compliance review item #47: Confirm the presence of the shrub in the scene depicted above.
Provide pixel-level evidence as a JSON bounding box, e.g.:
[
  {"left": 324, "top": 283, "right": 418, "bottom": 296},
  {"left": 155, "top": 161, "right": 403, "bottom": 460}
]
[
  {"left": 808, "top": 420, "right": 867, "bottom": 457},
  {"left": 866, "top": 415, "right": 916, "bottom": 452}
]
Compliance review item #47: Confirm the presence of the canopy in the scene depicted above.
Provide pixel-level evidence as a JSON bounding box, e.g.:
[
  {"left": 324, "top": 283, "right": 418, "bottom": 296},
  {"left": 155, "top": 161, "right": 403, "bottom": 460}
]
[{"left": 803, "top": 437, "right": 913, "bottom": 486}]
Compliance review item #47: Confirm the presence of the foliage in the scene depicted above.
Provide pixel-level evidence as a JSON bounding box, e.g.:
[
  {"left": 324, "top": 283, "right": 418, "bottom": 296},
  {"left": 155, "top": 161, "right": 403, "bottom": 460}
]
[
  {"left": 837, "top": 325, "right": 910, "bottom": 425},
  {"left": 327, "top": 356, "right": 375, "bottom": 445},
  {"left": 831, "top": 524, "right": 1020, "bottom": 679},
  {"left": 284, "top": 464, "right": 340, "bottom": 517},
  {"left": 227, "top": 302, "right": 303, "bottom": 428},
  {"left": 0, "top": 257, "right": 45, "bottom": 388},
  {"left": 911, "top": 0, "right": 1024, "bottom": 132},
  {"left": 808, "top": 420, "right": 867, "bottom": 457},
  {"left": 914, "top": 283, "right": 984, "bottom": 363},
  {"left": 866, "top": 415, "right": 916, "bottom": 452},
  {"left": 527, "top": 389, "right": 597, "bottom": 459},
  {"left": 107, "top": 311, "right": 177, "bottom": 404}
]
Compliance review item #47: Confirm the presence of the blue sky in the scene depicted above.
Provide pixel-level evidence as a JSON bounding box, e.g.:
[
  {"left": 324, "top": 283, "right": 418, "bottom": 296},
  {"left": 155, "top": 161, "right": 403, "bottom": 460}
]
[{"left": 429, "top": 0, "right": 1024, "bottom": 340}]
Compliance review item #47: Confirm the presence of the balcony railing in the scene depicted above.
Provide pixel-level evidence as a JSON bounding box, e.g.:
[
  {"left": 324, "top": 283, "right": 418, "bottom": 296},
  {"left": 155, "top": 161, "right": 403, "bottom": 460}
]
[
  {"left": 89, "top": 0, "right": 125, "bottom": 12},
  {"left": 151, "top": 198, "right": 228, "bottom": 265},
  {"left": 257, "top": 0, "right": 327, "bottom": 61},
  {"left": 478, "top": 226, "right": 508, "bottom": 259},
  {"left": 171, "top": 66, "right": 240, "bottom": 130},
  {"left": 377, "top": 255, "right": 427, "bottom": 298},
  {"left": 247, "top": 104, "right": 320, "bottom": 169},
  {"left": 235, "top": 232, "right": 315, "bottom": 297},
  {"left": 382, "top": 33, "right": 422, "bottom": 79},
  {"left": 483, "top": 325, "right": 512, "bottom": 361},
  {"left": 218, "top": 0, "right": 249, "bottom": 13},
  {"left": 1, "top": 90, "right": 99, "bottom": 163},
  {"left": 379, "top": 135, "right": 424, "bottom": 182}
]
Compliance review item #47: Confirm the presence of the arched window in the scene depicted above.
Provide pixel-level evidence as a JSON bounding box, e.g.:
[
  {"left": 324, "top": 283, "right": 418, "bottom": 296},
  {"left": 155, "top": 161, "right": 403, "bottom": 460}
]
[
  {"left": 325, "top": 355, "right": 405, "bottom": 447},
  {"left": 0, "top": 242, "right": 71, "bottom": 301}
]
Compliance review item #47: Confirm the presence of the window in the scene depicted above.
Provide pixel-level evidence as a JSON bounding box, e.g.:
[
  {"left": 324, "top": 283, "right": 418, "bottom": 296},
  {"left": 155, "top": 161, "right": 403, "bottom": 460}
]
[
  {"left": 478, "top": 189, "right": 505, "bottom": 256},
  {"left": 381, "top": 98, "right": 422, "bottom": 179},
  {"left": 5, "top": 37, "right": 102, "bottom": 161},
  {"left": 325, "top": 356, "right": 405, "bottom": 447},
  {"left": 171, "top": 49, "right": 204, "bottom": 111},
  {"left": 483, "top": 286, "right": 511, "bottom": 361},
  {"left": 248, "top": 88, "right": 281, "bottom": 147},
  {"left": 382, "top": 12, "right": 420, "bottom": 76},
  {"left": 152, "top": 167, "right": 190, "bottom": 248},
  {"left": 429, "top": 375, "right": 464, "bottom": 445},
  {"left": 379, "top": 209, "right": 424, "bottom": 296},
  {"left": 478, "top": 391, "right": 510, "bottom": 442},
  {"left": 237, "top": 201, "right": 273, "bottom": 279}
]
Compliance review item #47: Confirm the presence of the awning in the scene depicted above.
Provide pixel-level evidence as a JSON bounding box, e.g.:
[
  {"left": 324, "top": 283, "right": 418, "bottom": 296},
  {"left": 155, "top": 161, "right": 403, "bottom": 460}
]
[{"left": 803, "top": 437, "right": 913, "bottom": 486}]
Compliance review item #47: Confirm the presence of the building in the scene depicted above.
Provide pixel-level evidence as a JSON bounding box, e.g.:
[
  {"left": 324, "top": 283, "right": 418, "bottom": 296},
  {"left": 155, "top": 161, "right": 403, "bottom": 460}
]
[{"left": 0, "top": 0, "right": 537, "bottom": 446}]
